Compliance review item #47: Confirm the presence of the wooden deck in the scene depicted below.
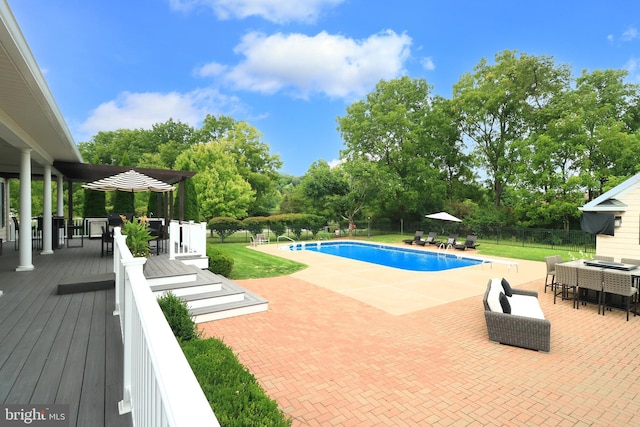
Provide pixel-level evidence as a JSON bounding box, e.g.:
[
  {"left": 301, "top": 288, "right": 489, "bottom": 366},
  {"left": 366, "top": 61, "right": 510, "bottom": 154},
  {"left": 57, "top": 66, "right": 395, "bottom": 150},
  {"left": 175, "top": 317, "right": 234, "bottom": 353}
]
[{"left": 0, "top": 238, "right": 132, "bottom": 427}]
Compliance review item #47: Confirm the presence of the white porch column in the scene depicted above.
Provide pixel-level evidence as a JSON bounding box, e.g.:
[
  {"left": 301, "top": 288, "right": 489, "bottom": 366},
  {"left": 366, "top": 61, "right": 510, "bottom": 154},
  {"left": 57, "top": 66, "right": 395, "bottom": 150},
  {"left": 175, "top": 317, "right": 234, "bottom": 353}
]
[
  {"left": 57, "top": 175, "right": 64, "bottom": 217},
  {"left": 41, "top": 164, "right": 53, "bottom": 254},
  {"left": 17, "top": 148, "right": 33, "bottom": 271}
]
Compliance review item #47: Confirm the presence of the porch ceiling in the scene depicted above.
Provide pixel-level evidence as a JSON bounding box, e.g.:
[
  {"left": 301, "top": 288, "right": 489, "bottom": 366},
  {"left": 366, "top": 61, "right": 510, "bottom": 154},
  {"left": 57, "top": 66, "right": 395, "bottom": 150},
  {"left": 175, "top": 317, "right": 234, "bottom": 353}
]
[{"left": 0, "top": 3, "right": 82, "bottom": 177}]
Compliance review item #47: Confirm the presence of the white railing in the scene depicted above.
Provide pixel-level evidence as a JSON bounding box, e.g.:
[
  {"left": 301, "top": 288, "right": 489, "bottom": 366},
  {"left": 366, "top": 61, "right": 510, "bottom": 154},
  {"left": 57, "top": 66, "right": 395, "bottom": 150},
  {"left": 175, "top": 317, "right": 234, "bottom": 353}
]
[
  {"left": 113, "top": 227, "right": 219, "bottom": 427},
  {"left": 169, "top": 220, "right": 207, "bottom": 260}
]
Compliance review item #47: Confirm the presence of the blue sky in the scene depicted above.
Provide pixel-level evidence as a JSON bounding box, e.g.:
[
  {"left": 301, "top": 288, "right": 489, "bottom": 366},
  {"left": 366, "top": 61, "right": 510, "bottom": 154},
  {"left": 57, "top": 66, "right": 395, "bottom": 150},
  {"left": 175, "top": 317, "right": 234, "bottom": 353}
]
[{"left": 8, "top": 0, "right": 640, "bottom": 176}]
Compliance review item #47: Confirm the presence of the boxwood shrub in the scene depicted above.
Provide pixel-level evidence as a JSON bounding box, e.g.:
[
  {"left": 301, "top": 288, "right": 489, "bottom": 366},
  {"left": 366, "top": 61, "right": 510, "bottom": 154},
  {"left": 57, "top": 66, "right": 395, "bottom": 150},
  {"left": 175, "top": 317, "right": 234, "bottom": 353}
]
[
  {"left": 157, "top": 291, "right": 199, "bottom": 342},
  {"left": 208, "top": 247, "right": 234, "bottom": 277},
  {"left": 181, "top": 338, "right": 291, "bottom": 427}
]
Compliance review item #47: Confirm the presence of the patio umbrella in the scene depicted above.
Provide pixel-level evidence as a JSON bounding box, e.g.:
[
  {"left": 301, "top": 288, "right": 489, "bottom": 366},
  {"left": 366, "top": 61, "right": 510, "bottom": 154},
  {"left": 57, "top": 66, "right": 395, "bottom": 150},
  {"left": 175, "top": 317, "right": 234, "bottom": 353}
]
[
  {"left": 82, "top": 169, "right": 174, "bottom": 193},
  {"left": 425, "top": 211, "right": 462, "bottom": 222}
]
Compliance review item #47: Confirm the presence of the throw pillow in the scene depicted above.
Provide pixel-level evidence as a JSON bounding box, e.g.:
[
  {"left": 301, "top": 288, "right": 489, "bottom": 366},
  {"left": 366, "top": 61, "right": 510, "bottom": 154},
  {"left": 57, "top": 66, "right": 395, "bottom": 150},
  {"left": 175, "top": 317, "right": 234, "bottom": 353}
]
[
  {"left": 499, "top": 292, "right": 511, "bottom": 314},
  {"left": 501, "top": 278, "right": 513, "bottom": 297}
]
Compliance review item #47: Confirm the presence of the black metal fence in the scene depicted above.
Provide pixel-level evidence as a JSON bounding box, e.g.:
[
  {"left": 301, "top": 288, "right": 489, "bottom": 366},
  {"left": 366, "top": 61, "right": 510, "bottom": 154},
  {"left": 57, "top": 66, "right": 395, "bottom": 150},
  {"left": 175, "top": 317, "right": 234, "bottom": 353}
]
[{"left": 396, "top": 220, "right": 596, "bottom": 254}]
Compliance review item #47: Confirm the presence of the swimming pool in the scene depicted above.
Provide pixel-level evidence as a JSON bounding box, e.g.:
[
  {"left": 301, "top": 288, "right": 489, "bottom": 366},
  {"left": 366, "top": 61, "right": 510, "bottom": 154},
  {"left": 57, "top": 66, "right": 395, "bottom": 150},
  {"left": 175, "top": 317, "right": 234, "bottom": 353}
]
[{"left": 288, "top": 241, "right": 483, "bottom": 272}]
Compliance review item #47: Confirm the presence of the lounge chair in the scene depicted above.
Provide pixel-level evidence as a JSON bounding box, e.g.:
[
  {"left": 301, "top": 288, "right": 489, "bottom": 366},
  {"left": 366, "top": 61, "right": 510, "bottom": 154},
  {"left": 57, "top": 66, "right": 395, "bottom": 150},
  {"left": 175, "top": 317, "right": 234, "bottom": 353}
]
[
  {"left": 436, "top": 233, "right": 458, "bottom": 248},
  {"left": 416, "top": 232, "right": 437, "bottom": 246},
  {"left": 454, "top": 235, "right": 479, "bottom": 250},
  {"left": 403, "top": 231, "right": 424, "bottom": 245}
]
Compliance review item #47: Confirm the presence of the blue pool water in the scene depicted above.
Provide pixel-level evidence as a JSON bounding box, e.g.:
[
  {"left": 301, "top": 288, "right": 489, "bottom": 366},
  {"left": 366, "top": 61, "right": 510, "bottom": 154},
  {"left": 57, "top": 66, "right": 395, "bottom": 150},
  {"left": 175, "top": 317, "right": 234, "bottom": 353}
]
[{"left": 288, "top": 241, "right": 482, "bottom": 272}]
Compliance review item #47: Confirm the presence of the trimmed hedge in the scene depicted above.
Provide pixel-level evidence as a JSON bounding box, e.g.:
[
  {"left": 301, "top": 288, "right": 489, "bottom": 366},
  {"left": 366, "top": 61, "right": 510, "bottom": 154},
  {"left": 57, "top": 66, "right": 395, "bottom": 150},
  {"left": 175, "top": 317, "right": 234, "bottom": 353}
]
[
  {"left": 157, "top": 291, "right": 199, "bottom": 342},
  {"left": 181, "top": 338, "right": 292, "bottom": 427},
  {"left": 208, "top": 247, "right": 234, "bottom": 277}
]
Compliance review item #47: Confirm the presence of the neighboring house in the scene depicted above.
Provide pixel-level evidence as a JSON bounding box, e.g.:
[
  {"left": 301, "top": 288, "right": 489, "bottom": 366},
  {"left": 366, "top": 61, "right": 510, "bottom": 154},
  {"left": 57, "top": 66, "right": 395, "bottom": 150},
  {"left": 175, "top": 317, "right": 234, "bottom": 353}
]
[{"left": 579, "top": 173, "right": 640, "bottom": 260}]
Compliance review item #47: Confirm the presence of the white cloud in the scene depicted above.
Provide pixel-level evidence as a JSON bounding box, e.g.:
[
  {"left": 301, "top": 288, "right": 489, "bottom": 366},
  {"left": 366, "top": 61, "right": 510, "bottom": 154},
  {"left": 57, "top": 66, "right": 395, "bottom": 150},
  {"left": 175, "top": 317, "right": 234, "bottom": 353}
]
[
  {"left": 622, "top": 26, "right": 638, "bottom": 42},
  {"left": 607, "top": 34, "right": 614, "bottom": 43},
  {"left": 327, "top": 158, "right": 342, "bottom": 169},
  {"left": 421, "top": 56, "right": 435, "bottom": 71},
  {"left": 195, "top": 62, "right": 227, "bottom": 77},
  {"left": 76, "top": 88, "right": 242, "bottom": 140},
  {"left": 625, "top": 57, "right": 640, "bottom": 82},
  {"left": 221, "top": 30, "right": 412, "bottom": 99},
  {"left": 168, "top": 0, "right": 344, "bottom": 23}
]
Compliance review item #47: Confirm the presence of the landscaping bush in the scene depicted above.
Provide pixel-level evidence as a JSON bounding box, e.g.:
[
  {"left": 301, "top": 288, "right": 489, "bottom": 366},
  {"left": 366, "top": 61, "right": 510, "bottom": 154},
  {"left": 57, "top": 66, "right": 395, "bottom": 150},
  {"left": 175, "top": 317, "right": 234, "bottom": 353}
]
[
  {"left": 157, "top": 292, "right": 199, "bottom": 342},
  {"left": 208, "top": 216, "right": 242, "bottom": 242},
  {"left": 242, "top": 216, "right": 269, "bottom": 237},
  {"left": 181, "top": 338, "right": 291, "bottom": 427},
  {"left": 208, "top": 247, "right": 234, "bottom": 277}
]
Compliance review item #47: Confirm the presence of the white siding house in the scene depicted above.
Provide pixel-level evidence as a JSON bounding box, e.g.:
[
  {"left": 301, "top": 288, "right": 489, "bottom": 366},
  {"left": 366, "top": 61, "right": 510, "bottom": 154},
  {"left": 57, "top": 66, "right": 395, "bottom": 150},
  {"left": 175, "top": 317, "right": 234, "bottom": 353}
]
[{"left": 580, "top": 173, "right": 640, "bottom": 260}]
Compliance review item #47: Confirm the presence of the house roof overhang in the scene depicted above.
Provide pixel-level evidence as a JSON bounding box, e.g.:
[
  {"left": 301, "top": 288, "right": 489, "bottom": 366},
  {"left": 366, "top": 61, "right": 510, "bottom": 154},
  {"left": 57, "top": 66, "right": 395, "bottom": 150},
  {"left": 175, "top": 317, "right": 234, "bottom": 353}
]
[
  {"left": 0, "top": 3, "right": 82, "bottom": 178},
  {"left": 579, "top": 173, "right": 640, "bottom": 213}
]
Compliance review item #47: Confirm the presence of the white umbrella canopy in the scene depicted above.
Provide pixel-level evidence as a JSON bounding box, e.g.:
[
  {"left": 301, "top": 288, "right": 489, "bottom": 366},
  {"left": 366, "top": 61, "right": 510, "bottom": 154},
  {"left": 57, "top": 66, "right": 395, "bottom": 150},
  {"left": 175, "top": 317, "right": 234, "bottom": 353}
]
[
  {"left": 425, "top": 211, "right": 462, "bottom": 222},
  {"left": 82, "top": 169, "right": 174, "bottom": 193}
]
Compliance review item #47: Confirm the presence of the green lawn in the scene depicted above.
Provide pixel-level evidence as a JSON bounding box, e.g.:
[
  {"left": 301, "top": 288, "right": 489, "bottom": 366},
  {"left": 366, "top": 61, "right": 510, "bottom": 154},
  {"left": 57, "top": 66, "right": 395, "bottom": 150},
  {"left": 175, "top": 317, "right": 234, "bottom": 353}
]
[
  {"left": 209, "top": 234, "right": 589, "bottom": 281},
  {"left": 209, "top": 241, "right": 307, "bottom": 280}
]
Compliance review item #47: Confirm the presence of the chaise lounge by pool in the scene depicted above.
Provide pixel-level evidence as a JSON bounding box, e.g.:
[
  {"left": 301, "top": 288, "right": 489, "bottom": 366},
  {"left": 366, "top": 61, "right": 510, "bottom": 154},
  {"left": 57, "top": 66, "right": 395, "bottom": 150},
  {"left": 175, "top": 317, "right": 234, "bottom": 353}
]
[{"left": 288, "top": 241, "right": 483, "bottom": 272}]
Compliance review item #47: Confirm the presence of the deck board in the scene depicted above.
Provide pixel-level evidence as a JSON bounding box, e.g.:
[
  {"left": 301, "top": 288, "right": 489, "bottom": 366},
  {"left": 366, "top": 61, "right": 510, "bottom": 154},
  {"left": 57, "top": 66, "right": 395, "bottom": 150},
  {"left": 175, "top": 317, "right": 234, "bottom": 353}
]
[{"left": 0, "top": 239, "right": 132, "bottom": 427}]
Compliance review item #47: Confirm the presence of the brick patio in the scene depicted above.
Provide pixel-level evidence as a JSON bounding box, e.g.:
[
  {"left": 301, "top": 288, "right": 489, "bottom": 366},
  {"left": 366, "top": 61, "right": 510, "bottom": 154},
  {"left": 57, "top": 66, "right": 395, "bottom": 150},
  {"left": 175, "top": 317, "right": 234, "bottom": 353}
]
[{"left": 201, "top": 275, "right": 640, "bottom": 426}]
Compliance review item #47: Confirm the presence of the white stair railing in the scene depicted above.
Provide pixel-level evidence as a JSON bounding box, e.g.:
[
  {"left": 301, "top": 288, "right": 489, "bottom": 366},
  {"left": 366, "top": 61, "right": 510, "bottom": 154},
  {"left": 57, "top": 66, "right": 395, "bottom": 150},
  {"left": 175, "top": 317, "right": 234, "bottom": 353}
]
[
  {"left": 169, "top": 220, "right": 207, "bottom": 260},
  {"left": 113, "top": 227, "right": 219, "bottom": 427}
]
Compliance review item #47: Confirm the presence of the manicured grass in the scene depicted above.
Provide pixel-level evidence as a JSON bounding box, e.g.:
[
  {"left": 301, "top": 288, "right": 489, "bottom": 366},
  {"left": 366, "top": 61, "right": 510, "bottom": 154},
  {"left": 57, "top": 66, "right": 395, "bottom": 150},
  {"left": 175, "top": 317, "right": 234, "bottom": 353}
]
[{"left": 208, "top": 241, "right": 307, "bottom": 280}]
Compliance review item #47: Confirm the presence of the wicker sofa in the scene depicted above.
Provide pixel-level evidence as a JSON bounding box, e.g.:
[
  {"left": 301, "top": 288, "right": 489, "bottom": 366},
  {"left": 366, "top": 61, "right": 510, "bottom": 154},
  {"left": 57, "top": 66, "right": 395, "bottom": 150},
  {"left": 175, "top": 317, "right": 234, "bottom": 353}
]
[{"left": 482, "top": 278, "right": 551, "bottom": 352}]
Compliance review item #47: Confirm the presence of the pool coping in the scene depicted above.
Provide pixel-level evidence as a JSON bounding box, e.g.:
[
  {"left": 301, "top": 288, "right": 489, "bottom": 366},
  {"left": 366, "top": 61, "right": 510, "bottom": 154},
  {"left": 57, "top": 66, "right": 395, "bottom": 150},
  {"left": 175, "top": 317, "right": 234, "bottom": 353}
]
[{"left": 251, "top": 240, "right": 544, "bottom": 316}]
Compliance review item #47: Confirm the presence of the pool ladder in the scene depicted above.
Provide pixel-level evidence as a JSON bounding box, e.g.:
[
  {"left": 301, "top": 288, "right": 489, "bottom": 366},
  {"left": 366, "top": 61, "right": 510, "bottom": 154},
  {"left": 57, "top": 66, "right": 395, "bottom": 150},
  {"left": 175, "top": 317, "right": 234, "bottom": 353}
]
[{"left": 276, "top": 235, "right": 295, "bottom": 248}]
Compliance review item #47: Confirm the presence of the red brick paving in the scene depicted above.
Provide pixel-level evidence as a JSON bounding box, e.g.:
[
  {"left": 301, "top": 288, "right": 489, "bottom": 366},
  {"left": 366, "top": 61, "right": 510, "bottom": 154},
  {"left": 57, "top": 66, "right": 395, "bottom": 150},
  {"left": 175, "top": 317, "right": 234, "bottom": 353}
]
[{"left": 199, "top": 277, "right": 640, "bottom": 426}]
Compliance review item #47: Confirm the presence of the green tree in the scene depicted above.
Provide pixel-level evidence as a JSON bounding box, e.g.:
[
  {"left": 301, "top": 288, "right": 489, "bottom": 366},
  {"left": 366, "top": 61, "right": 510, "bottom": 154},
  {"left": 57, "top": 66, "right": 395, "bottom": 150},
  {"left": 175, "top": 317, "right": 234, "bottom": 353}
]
[
  {"left": 175, "top": 142, "right": 254, "bottom": 219},
  {"left": 453, "top": 50, "right": 571, "bottom": 207},
  {"left": 338, "top": 76, "right": 453, "bottom": 221},
  {"left": 83, "top": 189, "right": 107, "bottom": 217}
]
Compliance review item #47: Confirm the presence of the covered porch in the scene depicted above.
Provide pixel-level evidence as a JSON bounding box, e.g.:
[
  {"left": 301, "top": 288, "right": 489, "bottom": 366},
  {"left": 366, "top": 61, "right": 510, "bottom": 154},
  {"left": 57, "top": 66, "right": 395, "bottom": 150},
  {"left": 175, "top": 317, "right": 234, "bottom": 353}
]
[{"left": 0, "top": 239, "right": 131, "bottom": 426}]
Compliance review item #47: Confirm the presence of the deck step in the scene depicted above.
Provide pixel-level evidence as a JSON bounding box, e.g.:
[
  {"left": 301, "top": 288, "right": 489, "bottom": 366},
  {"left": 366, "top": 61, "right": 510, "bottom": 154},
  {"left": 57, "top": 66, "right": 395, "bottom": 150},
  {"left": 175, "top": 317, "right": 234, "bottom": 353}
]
[
  {"left": 189, "top": 275, "right": 268, "bottom": 322},
  {"left": 145, "top": 255, "right": 268, "bottom": 322},
  {"left": 144, "top": 255, "right": 200, "bottom": 286},
  {"left": 57, "top": 272, "right": 115, "bottom": 295},
  {"left": 149, "top": 268, "right": 223, "bottom": 292}
]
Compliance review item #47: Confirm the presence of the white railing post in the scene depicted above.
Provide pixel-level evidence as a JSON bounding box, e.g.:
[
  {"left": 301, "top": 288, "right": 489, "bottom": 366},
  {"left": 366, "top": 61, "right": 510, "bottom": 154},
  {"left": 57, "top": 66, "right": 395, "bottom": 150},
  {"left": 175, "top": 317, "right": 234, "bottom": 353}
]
[
  {"left": 195, "top": 222, "right": 207, "bottom": 256},
  {"left": 113, "top": 227, "right": 127, "bottom": 318},
  {"left": 169, "top": 220, "right": 179, "bottom": 260},
  {"left": 118, "top": 257, "right": 146, "bottom": 416}
]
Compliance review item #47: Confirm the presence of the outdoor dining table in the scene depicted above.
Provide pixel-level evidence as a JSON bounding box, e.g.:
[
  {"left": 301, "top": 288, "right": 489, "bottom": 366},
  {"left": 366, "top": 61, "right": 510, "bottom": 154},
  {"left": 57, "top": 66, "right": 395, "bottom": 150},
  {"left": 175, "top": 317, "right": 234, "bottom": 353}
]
[{"left": 558, "top": 258, "right": 640, "bottom": 308}]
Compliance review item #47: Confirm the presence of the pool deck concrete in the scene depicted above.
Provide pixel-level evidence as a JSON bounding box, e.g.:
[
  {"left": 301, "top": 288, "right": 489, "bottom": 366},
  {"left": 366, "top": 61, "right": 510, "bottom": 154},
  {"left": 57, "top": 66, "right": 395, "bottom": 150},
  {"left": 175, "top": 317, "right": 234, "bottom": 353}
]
[
  {"left": 200, "top": 241, "right": 640, "bottom": 426},
  {"left": 253, "top": 240, "right": 540, "bottom": 315}
]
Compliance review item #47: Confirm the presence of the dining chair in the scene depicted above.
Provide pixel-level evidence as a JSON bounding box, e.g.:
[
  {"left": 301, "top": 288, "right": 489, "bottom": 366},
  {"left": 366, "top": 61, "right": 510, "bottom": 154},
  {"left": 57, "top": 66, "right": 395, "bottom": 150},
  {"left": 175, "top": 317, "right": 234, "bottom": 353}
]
[
  {"left": 544, "top": 255, "right": 562, "bottom": 294},
  {"left": 602, "top": 270, "right": 638, "bottom": 321},
  {"left": 593, "top": 255, "right": 614, "bottom": 262},
  {"left": 554, "top": 263, "right": 578, "bottom": 308},
  {"left": 576, "top": 267, "right": 603, "bottom": 314}
]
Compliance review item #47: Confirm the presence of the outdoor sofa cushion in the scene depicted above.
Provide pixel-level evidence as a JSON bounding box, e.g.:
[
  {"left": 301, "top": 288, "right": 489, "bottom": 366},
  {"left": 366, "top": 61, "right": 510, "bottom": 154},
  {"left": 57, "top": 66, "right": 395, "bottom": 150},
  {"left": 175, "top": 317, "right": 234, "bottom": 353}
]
[
  {"left": 483, "top": 278, "right": 551, "bottom": 352},
  {"left": 486, "top": 278, "right": 545, "bottom": 319}
]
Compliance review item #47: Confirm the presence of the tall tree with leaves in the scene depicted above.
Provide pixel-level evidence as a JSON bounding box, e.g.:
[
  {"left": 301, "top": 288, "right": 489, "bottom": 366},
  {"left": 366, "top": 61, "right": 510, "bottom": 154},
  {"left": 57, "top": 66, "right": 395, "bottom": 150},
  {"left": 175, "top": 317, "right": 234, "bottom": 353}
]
[
  {"left": 338, "top": 76, "right": 449, "bottom": 221},
  {"left": 174, "top": 142, "right": 254, "bottom": 219},
  {"left": 453, "top": 50, "right": 571, "bottom": 206}
]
